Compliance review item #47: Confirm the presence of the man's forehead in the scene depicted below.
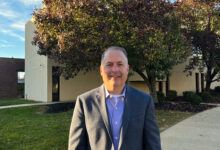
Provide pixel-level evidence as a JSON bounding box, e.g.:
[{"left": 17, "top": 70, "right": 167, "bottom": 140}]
[
  {"left": 103, "top": 56, "right": 127, "bottom": 65},
  {"left": 105, "top": 49, "right": 124, "bottom": 55},
  {"left": 105, "top": 60, "right": 124, "bottom": 63},
  {"left": 104, "top": 50, "right": 126, "bottom": 59}
]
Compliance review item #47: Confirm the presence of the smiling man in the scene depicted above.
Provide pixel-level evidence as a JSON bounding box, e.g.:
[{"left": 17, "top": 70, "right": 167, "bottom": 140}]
[
  {"left": 68, "top": 46, "right": 161, "bottom": 150},
  {"left": 100, "top": 47, "right": 129, "bottom": 95}
]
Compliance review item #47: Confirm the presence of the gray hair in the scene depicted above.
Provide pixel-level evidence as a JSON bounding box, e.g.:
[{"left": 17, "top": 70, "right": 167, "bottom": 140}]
[{"left": 101, "top": 46, "right": 128, "bottom": 65}]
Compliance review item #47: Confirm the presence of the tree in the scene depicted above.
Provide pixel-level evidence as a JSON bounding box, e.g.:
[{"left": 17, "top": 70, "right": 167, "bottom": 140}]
[
  {"left": 32, "top": 0, "right": 190, "bottom": 102},
  {"left": 175, "top": 0, "right": 220, "bottom": 91}
]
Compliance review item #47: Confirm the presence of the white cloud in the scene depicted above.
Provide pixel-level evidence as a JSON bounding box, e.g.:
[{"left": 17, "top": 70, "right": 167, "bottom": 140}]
[
  {"left": 0, "top": 40, "right": 8, "bottom": 43},
  {"left": 17, "top": 0, "right": 42, "bottom": 6},
  {"left": 0, "top": 29, "right": 25, "bottom": 41},
  {"left": 0, "top": 44, "right": 7, "bottom": 47},
  {"left": 10, "top": 21, "right": 25, "bottom": 31},
  {"left": 0, "top": 10, "right": 16, "bottom": 18},
  {"left": 0, "top": 1, "right": 10, "bottom": 8},
  {"left": 0, "top": 44, "right": 13, "bottom": 48},
  {"left": 0, "top": 40, "right": 13, "bottom": 48},
  {"left": 0, "top": 1, "right": 18, "bottom": 18}
]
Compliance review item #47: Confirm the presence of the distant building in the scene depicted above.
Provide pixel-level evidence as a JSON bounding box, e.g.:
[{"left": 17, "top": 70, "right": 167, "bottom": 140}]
[{"left": 0, "top": 57, "right": 24, "bottom": 99}]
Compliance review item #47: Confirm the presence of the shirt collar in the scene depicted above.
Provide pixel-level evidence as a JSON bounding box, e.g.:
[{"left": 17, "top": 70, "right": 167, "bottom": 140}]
[{"left": 104, "top": 85, "right": 126, "bottom": 99}]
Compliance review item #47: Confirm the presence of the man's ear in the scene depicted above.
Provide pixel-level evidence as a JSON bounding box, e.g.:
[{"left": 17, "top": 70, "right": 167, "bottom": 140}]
[{"left": 127, "top": 65, "right": 130, "bottom": 72}]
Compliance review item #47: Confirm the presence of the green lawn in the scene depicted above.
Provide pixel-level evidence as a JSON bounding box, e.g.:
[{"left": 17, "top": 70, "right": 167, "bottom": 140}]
[
  {"left": 156, "top": 110, "right": 193, "bottom": 132},
  {"left": 0, "top": 106, "right": 73, "bottom": 150},
  {"left": 0, "top": 106, "right": 192, "bottom": 150},
  {"left": 0, "top": 99, "right": 38, "bottom": 106}
]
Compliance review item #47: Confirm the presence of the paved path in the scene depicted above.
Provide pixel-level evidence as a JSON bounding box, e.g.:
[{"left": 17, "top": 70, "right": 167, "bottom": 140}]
[
  {"left": 0, "top": 101, "right": 74, "bottom": 110},
  {"left": 161, "top": 106, "right": 220, "bottom": 150}
]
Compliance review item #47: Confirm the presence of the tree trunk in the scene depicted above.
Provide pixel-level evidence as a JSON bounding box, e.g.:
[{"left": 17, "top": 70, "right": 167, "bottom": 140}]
[
  {"left": 205, "top": 67, "right": 213, "bottom": 91},
  {"left": 205, "top": 80, "right": 212, "bottom": 91},
  {"left": 134, "top": 69, "right": 159, "bottom": 103},
  {"left": 147, "top": 78, "right": 159, "bottom": 103}
]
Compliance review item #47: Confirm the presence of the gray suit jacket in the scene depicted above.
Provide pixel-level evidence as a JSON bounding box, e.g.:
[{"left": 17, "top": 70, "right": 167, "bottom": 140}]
[{"left": 68, "top": 84, "right": 161, "bottom": 150}]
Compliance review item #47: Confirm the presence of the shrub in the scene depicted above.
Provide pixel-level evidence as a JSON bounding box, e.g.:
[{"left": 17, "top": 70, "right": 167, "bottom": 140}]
[
  {"left": 200, "top": 91, "right": 212, "bottom": 101},
  {"left": 183, "top": 91, "right": 202, "bottom": 105},
  {"left": 157, "top": 91, "right": 165, "bottom": 103},
  {"left": 214, "top": 86, "right": 220, "bottom": 92},
  {"left": 183, "top": 91, "right": 194, "bottom": 98},
  {"left": 166, "top": 90, "right": 177, "bottom": 100},
  {"left": 209, "top": 89, "right": 215, "bottom": 95}
]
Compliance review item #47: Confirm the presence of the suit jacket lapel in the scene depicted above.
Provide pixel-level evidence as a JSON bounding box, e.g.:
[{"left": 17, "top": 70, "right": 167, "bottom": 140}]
[
  {"left": 95, "top": 84, "right": 113, "bottom": 142},
  {"left": 119, "top": 85, "right": 132, "bottom": 149}
]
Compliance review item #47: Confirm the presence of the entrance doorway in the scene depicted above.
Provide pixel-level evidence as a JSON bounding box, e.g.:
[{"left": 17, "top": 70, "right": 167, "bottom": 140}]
[
  {"left": 52, "top": 67, "right": 60, "bottom": 101},
  {"left": 17, "top": 71, "right": 25, "bottom": 98}
]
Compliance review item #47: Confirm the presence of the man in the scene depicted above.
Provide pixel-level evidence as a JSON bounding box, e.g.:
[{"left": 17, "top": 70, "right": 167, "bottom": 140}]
[{"left": 68, "top": 46, "right": 161, "bottom": 150}]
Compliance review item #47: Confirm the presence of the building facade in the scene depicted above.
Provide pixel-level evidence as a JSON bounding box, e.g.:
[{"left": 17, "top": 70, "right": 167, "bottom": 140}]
[
  {"left": 0, "top": 57, "right": 24, "bottom": 99},
  {"left": 25, "top": 20, "right": 219, "bottom": 102}
]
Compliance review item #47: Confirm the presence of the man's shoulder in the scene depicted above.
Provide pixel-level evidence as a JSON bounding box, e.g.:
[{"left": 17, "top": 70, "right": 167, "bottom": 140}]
[
  {"left": 127, "top": 85, "right": 152, "bottom": 99},
  {"left": 77, "top": 85, "right": 103, "bottom": 100},
  {"left": 126, "top": 85, "right": 154, "bottom": 110}
]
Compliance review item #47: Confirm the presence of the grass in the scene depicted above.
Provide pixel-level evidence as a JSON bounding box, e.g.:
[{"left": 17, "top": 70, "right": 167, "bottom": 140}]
[
  {"left": 0, "top": 106, "right": 73, "bottom": 150},
  {"left": 0, "top": 106, "right": 193, "bottom": 150},
  {"left": 0, "top": 99, "right": 38, "bottom": 106},
  {"left": 156, "top": 110, "right": 193, "bottom": 132}
]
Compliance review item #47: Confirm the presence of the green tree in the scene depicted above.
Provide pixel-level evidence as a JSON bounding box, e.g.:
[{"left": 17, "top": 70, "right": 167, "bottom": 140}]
[
  {"left": 32, "top": 0, "right": 190, "bottom": 102},
  {"left": 175, "top": 0, "right": 220, "bottom": 91}
]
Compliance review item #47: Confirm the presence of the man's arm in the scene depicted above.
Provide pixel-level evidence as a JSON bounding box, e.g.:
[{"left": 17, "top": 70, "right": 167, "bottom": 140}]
[
  {"left": 68, "top": 97, "right": 87, "bottom": 150},
  {"left": 143, "top": 97, "right": 162, "bottom": 150}
]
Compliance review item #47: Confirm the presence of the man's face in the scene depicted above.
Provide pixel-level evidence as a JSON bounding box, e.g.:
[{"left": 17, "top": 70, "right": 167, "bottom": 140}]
[{"left": 100, "top": 50, "right": 129, "bottom": 94}]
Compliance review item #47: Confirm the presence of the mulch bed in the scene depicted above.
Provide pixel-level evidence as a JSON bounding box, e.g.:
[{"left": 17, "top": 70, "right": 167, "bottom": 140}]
[
  {"left": 40, "top": 96, "right": 219, "bottom": 114},
  {"left": 155, "top": 101, "right": 216, "bottom": 112},
  {"left": 155, "top": 96, "right": 219, "bottom": 112}
]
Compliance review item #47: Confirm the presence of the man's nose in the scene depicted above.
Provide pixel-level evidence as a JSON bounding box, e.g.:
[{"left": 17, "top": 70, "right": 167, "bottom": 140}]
[{"left": 111, "top": 64, "right": 120, "bottom": 72}]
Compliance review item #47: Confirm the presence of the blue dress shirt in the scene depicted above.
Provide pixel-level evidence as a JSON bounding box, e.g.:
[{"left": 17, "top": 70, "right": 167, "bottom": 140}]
[{"left": 105, "top": 86, "right": 126, "bottom": 150}]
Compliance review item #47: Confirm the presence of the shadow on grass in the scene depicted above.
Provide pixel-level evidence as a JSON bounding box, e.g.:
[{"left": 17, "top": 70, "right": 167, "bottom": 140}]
[{"left": 36, "top": 102, "right": 75, "bottom": 114}]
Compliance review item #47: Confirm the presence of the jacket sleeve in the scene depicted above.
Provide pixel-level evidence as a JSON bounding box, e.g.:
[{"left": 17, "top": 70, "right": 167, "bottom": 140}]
[
  {"left": 143, "top": 96, "right": 162, "bottom": 150},
  {"left": 68, "top": 97, "right": 88, "bottom": 150}
]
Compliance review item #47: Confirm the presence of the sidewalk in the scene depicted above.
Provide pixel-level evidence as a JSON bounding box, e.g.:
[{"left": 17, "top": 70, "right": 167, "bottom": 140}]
[
  {"left": 161, "top": 106, "right": 220, "bottom": 150},
  {"left": 0, "top": 101, "right": 74, "bottom": 110}
]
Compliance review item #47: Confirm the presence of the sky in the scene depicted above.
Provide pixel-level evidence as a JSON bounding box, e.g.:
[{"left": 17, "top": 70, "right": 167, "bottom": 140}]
[{"left": 0, "top": 0, "right": 42, "bottom": 59}]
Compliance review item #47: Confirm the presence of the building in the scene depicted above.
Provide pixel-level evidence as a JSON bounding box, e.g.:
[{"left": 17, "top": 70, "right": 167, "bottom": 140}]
[
  {"left": 25, "top": 19, "right": 219, "bottom": 102},
  {"left": 0, "top": 57, "right": 24, "bottom": 99}
]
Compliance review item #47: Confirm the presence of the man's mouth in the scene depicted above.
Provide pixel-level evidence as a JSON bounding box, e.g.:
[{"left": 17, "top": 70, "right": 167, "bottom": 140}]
[{"left": 109, "top": 75, "right": 121, "bottom": 79}]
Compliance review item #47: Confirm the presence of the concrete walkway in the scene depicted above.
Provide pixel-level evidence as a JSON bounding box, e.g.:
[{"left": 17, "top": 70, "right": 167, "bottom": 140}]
[
  {"left": 0, "top": 101, "right": 74, "bottom": 110},
  {"left": 161, "top": 106, "right": 220, "bottom": 150}
]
